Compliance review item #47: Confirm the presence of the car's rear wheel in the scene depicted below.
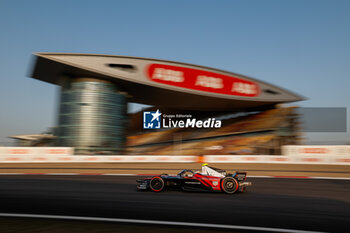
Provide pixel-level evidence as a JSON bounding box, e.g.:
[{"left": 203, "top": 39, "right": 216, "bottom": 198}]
[
  {"left": 150, "top": 177, "right": 165, "bottom": 192},
  {"left": 221, "top": 177, "right": 238, "bottom": 194}
]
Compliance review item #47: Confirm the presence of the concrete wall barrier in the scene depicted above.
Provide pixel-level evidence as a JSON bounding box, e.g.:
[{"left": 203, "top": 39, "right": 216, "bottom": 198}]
[
  {"left": 282, "top": 145, "right": 350, "bottom": 156},
  {"left": 1, "top": 147, "right": 74, "bottom": 156},
  {"left": 0, "top": 146, "right": 349, "bottom": 165}
]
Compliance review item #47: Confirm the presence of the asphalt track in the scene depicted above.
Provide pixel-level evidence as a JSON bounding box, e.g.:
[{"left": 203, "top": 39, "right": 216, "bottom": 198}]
[{"left": 0, "top": 175, "right": 349, "bottom": 232}]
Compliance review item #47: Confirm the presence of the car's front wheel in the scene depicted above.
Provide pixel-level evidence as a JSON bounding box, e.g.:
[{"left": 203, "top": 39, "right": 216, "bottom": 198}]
[
  {"left": 150, "top": 177, "right": 165, "bottom": 192},
  {"left": 221, "top": 177, "right": 239, "bottom": 194}
]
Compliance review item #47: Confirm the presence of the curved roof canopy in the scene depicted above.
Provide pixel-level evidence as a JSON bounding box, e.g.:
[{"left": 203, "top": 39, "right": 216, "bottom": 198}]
[{"left": 30, "top": 53, "right": 304, "bottom": 111}]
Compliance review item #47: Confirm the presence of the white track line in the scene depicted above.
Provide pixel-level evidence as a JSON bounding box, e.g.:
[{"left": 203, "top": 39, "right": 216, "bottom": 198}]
[
  {"left": 310, "top": 176, "right": 350, "bottom": 180},
  {"left": 0, "top": 173, "right": 349, "bottom": 180},
  {"left": 0, "top": 213, "right": 324, "bottom": 233},
  {"left": 248, "top": 175, "right": 350, "bottom": 180},
  {"left": 247, "top": 175, "right": 272, "bottom": 178}
]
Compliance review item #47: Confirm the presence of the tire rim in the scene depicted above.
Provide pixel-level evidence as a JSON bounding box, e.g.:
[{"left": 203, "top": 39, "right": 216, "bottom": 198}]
[
  {"left": 151, "top": 178, "right": 163, "bottom": 191},
  {"left": 223, "top": 179, "right": 237, "bottom": 193}
]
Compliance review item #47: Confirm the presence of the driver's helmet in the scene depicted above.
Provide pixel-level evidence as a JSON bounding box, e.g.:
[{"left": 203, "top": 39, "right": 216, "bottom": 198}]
[{"left": 183, "top": 170, "right": 194, "bottom": 177}]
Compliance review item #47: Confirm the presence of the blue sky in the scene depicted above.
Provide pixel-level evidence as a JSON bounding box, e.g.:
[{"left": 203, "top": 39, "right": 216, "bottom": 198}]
[{"left": 0, "top": 0, "right": 349, "bottom": 145}]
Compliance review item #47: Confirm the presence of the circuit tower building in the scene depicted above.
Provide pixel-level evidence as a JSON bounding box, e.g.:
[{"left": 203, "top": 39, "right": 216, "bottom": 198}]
[{"left": 30, "top": 53, "right": 303, "bottom": 154}]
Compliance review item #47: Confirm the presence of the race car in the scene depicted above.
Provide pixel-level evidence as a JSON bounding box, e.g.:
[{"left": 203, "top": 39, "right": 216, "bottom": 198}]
[{"left": 136, "top": 164, "right": 252, "bottom": 194}]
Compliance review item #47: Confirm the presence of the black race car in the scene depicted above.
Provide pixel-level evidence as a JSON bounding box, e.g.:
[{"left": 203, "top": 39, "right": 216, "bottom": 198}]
[{"left": 136, "top": 164, "right": 252, "bottom": 194}]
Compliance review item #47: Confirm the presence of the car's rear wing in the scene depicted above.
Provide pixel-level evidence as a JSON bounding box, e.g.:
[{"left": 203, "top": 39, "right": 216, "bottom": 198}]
[{"left": 235, "top": 172, "right": 248, "bottom": 182}]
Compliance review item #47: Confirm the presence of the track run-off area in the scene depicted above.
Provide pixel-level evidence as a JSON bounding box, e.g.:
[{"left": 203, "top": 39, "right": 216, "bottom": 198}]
[
  {"left": 0, "top": 163, "right": 349, "bottom": 178},
  {"left": 0, "top": 174, "right": 349, "bottom": 232}
]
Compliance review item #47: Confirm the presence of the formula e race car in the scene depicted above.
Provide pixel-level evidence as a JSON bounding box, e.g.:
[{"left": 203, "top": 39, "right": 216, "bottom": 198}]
[{"left": 136, "top": 164, "right": 252, "bottom": 194}]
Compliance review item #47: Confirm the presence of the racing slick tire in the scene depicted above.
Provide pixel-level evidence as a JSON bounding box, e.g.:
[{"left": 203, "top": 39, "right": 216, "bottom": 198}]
[
  {"left": 150, "top": 177, "right": 165, "bottom": 192},
  {"left": 221, "top": 177, "right": 239, "bottom": 194}
]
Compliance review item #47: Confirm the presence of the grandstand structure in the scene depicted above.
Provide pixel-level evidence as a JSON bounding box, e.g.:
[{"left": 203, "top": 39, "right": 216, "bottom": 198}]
[
  {"left": 30, "top": 53, "right": 303, "bottom": 154},
  {"left": 126, "top": 106, "right": 301, "bottom": 155},
  {"left": 9, "top": 134, "right": 54, "bottom": 147}
]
